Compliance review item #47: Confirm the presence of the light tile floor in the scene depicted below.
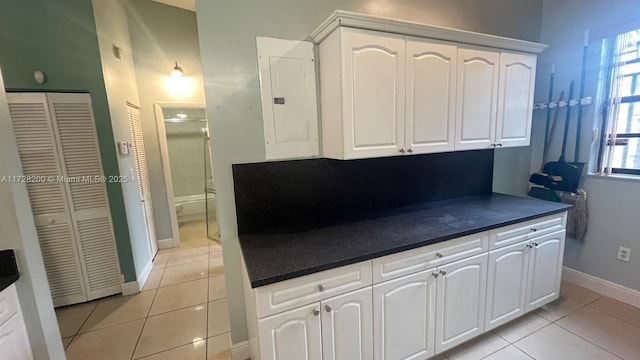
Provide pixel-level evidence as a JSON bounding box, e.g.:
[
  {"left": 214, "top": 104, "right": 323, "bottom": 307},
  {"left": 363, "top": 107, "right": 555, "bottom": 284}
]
[
  {"left": 440, "top": 280, "right": 640, "bottom": 360},
  {"left": 57, "top": 220, "right": 230, "bottom": 360}
]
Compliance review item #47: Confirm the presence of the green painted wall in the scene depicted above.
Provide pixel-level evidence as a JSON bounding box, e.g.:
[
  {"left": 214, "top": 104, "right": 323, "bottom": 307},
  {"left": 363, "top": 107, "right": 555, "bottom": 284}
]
[{"left": 0, "top": 0, "right": 137, "bottom": 282}]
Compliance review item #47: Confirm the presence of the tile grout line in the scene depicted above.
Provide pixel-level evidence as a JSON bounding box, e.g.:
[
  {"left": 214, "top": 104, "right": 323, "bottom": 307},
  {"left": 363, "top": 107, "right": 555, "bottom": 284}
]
[
  {"left": 587, "top": 301, "right": 640, "bottom": 330},
  {"left": 552, "top": 316, "right": 626, "bottom": 360},
  {"left": 130, "top": 262, "right": 165, "bottom": 360}
]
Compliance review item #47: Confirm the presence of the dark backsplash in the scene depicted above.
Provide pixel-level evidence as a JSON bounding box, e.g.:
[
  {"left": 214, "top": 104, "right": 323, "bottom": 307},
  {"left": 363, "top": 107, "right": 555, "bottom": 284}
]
[{"left": 233, "top": 150, "right": 494, "bottom": 233}]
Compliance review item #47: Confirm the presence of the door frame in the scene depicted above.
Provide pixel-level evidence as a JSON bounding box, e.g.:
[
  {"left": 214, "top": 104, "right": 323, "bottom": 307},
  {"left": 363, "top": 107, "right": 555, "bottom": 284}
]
[{"left": 153, "top": 102, "right": 207, "bottom": 249}]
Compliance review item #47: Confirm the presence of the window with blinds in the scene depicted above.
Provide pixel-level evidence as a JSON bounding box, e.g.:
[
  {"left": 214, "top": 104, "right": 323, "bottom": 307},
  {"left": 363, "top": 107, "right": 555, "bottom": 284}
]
[{"left": 599, "top": 29, "right": 640, "bottom": 175}]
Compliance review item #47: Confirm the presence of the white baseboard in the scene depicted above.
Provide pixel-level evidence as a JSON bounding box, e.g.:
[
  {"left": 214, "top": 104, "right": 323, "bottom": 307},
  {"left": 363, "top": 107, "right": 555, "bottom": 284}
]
[
  {"left": 121, "top": 281, "right": 139, "bottom": 296},
  {"left": 157, "top": 237, "right": 175, "bottom": 250},
  {"left": 231, "top": 341, "right": 250, "bottom": 360},
  {"left": 122, "top": 258, "right": 153, "bottom": 296},
  {"left": 562, "top": 266, "right": 640, "bottom": 309}
]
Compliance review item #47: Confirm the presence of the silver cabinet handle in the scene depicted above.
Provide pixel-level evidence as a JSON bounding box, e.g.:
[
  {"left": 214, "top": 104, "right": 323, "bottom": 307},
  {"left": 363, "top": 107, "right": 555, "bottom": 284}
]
[
  {"left": 497, "top": 143, "right": 503, "bottom": 147},
  {"left": 532, "top": 242, "right": 539, "bottom": 247},
  {"left": 490, "top": 143, "right": 496, "bottom": 147},
  {"left": 436, "top": 252, "right": 444, "bottom": 258},
  {"left": 530, "top": 228, "right": 538, "bottom": 232},
  {"left": 526, "top": 243, "right": 533, "bottom": 249},
  {"left": 432, "top": 272, "right": 439, "bottom": 278},
  {"left": 325, "top": 305, "right": 332, "bottom": 312},
  {"left": 407, "top": 148, "right": 413, "bottom": 153},
  {"left": 313, "top": 308, "right": 320, "bottom": 316},
  {"left": 399, "top": 148, "right": 406, "bottom": 153},
  {"left": 440, "top": 270, "right": 447, "bottom": 276},
  {"left": 318, "top": 284, "right": 325, "bottom": 292}
]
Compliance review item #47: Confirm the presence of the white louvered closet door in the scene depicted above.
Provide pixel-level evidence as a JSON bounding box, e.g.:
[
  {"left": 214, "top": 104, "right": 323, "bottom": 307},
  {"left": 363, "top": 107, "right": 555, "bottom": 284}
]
[
  {"left": 7, "top": 93, "right": 88, "bottom": 307},
  {"left": 127, "top": 104, "right": 157, "bottom": 256},
  {"left": 46, "top": 93, "right": 122, "bottom": 302}
]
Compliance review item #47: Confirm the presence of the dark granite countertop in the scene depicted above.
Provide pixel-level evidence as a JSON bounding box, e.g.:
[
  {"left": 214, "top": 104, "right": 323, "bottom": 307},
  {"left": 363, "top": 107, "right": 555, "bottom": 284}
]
[
  {"left": 240, "top": 193, "right": 571, "bottom": 288},
  {"left": 0, "top": 250, "right": 19, "bottom": 292}
]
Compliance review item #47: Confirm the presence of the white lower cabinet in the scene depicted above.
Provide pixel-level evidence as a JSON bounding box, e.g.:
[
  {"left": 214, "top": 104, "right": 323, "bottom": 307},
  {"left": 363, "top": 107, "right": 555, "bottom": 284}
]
[
  {"left": 322, "top": 287, "right": 373, "bottom": 360},
  {"left": 485, "top": 240, "right": 529, "bottom": 330},
  {"left": 249, "top": 213, "right": 567, "bottom": 360},
  {"left": 0, "top": 285, "right": 33, "bottom": 360},
  {"left": 374, "top": 269, "right": 437, "bottom": 360},
  {"left": 526, "top": 230, "right": 566, "bottom": 311},
  {"left": 258, "top": 288, "right": 373, "bottom": 360},
  {"left": 435, "top": 253, "right": 488, "bottom": 353},
  {"left": 258, "top": 302, "right": 323, "bottom": 360}
]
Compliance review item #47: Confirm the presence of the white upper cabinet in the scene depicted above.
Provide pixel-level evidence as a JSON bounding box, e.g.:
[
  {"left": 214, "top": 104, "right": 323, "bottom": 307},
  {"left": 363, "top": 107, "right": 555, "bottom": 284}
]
[
  {"left": 405, "top": 37, "right": 457, "bottom": 154},
  {"left": 321, "top": 27, "right": 405, "bottom": 159},
  {"left": 312, "top": 12, "right": 544, "bottom": 159},
  {"left": 455, "top": 46, "right": 500, "bottom": 151},
  {"left": 496, "top": 51, "right": 537, "bottom": 147}
]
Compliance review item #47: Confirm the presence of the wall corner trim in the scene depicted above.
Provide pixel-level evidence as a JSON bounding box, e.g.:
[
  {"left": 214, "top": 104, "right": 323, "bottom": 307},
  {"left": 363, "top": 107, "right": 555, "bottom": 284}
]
[
  {"left": 562, "top": 266, "right": 640, "bottom": 309},
  {"left": 231, "top": 341, "right": 250, "bottom": 360},
  {"left": 122, "top": 258, "right": 153, "bottom": 295}
]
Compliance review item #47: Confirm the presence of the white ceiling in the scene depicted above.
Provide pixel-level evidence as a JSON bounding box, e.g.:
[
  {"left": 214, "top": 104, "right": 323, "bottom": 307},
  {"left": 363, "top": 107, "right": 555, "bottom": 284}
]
[{"left": 152, "top": 0, "right": 195, "bottom": 12}]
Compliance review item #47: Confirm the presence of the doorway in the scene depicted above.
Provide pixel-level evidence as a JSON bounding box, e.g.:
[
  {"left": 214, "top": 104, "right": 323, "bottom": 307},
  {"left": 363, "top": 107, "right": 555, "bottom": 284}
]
[{"left": 154, "top": 103, "right": 218, "bottom": 249}]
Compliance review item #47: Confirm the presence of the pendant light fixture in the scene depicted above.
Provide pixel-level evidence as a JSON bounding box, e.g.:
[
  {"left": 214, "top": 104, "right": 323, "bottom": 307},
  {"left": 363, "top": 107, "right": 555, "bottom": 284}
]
[{"left": 170, "top": 61, "right": 184, "bottom": 77}]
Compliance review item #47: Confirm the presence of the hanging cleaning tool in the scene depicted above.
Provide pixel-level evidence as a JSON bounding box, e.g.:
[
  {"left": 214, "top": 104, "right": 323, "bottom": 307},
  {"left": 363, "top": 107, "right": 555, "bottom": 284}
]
[
  {"left": 564, "top": 31, "right": 590, "bottom": 242},
  {"left": 529, "top": 89, "right": 564, "bottom": 201},
  {"left": 544, "top": 64, "right": 555, "bottom": 156},
  {"left": 541, "top": 81, "right": 585, "bottom": 193}
]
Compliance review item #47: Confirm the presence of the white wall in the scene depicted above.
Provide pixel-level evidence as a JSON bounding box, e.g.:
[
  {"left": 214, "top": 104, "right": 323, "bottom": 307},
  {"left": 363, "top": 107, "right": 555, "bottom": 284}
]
[
  {"left": 92, "top": 0, "right": 152, "bottom": 284},
  {"left": 127, "top": 0, "right": 206, "bottom": 242},
  {"left": 534, "top": 0, "right": 640, "bottom": 291},
  {"left": 0, "top": 69, "right": 65, "bottom": 359},
  {"left": 195, "top": 0, "right": 542, "bottom": 344}
]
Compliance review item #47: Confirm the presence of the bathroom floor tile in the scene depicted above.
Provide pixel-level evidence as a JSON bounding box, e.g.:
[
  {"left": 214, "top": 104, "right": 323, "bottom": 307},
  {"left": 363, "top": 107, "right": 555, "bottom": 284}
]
[
  {"left": 444, "top": 332, "right": 509, "bottom": 360},
  {"left": 209, "top": 275, "right": 226, "bottom": 301},
  {"left": 56, "top": 301, "right": 98, "bottom": 338},
  {"left": 152, "top": 252, "right": 170, "bottom": 269},
  {"left": 494, "top": 312, "right": 550, "bottom": 343},
  {"left": 134, "top": 304, "right": 208, "bottom": 358},
  {"left": 160, "top": 260, "right": 208, "bottom": 287},
  {"left": 208, "top": 298, "right": 230, "bottom": 337},
  {"left": 557, "top": 306, "right": 640, "bottom": 359},
  {"left": 65, "top": 319, "right": 144, "bottom": 360},
  {"left": 150, "top": 279, "right": 208, "bottom": 316},
  {"left": 80, "top": 291, "right": 155, "bottom": 333},
  {"left": 514, "top": 323, "right": 619, "bottom": 360},
  {"left": 135, "top": 340, "right": 206, "bottom": 360}
]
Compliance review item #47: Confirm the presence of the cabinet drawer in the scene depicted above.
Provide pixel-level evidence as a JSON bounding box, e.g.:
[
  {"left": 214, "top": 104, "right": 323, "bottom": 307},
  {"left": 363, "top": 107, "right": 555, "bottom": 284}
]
[
  {"left": 0, "top": 284, "right": 20, "bottom": 327},
  {"left": 489, "top": 212, "right": 567, "bottom": 250},
  {"left": 255, "top": 261, "right": 371, "bottom": 318},
  {"left": 372, "top": 232, "right": 488, "bottom": 284}
]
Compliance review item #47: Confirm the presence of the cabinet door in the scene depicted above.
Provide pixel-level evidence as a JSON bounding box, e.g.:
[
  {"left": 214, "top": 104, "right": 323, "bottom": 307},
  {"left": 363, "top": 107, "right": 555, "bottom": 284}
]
[
  {"left": 405, "top": 37, "right": 456, "bottom": 154},
  {"left": 341, "top": 27, "right": 405, "bottom": 159},
  {"left": 322, "top": 287, "right": 373, "bottom": 360},
  {"left": 455, "top": 46, "right": 500, "bottom": 151},
  {"left": 496, "top": 51, "right": 536, "bottom": 147},
  {"left": 526, "top": 230, "right": 566, "bottom": 312},
  {"left": 0, "top": 313, "right": 33, "bottom": 360},
  {"left": 374, "top": 269, "right": 437, "bottom": 360},
  {"left": 436, "top": 253, "right": 488, "bottom": 353},
  {"left": 258, "top": 302, "right": 322, "bottom": 360},
  {"left": 485, "top": 240, "right": 530, "bottom": 330}
]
